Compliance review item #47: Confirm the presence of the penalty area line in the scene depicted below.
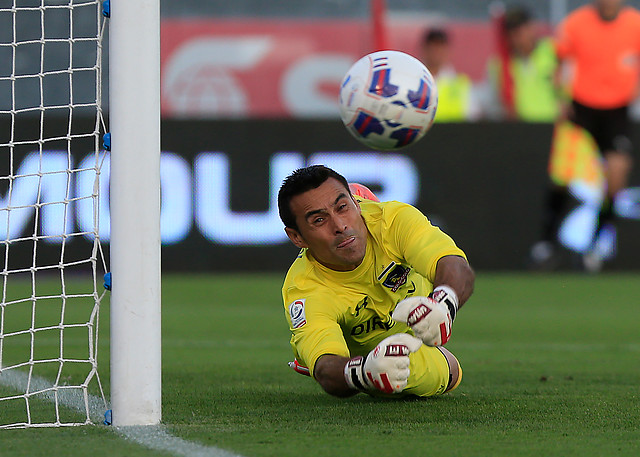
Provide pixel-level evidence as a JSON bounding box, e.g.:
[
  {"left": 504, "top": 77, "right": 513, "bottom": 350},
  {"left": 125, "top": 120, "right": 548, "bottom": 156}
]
[{"left": 0, "top": 370, "right": 243, "bottom": 457}]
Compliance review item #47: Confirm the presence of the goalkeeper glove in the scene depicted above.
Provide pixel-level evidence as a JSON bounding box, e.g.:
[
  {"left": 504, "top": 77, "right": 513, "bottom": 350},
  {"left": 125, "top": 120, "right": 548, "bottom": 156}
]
[
  {"left": 391, "top": 285, "right": 459, "bottom": 347},
  {"left": 343, "top": 333, "right": 422, "bottom": 394}
]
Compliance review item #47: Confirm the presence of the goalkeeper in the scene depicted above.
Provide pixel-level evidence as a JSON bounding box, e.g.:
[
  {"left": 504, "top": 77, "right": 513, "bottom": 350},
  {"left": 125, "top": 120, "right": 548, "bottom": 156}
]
[{"left": 278, "top": 165, "right": 474, "bottom": 398}]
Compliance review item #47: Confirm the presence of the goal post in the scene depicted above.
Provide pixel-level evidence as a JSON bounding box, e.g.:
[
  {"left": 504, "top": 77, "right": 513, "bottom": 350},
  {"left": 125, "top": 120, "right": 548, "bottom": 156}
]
[{"left": 108, "top": 0, "right": 162, "bottom": 426}]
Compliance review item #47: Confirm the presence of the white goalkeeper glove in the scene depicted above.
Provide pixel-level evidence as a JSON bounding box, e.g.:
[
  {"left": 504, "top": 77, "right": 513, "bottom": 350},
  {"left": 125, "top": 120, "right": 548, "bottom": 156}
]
[
  {"left": 391, "top": 285, "right": 459, "bottom": 347},
  {"left": 343, "top": 333, "right": 422, "bottom": 394}
]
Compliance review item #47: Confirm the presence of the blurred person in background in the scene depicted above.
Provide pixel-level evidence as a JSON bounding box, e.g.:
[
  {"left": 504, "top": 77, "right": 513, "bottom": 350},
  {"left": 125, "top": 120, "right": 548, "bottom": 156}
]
[
  {"left": 485, "top": 5, "right": 559, "bottom": 121},
  {"left": 420, "top": 28, "right": 480, "bottom": 122},
  {"left": 532, "top": 0, "right": 640, "bottom": 271},
  {"left": 530, "top": 120, "right": 605, "bottom": 270}
]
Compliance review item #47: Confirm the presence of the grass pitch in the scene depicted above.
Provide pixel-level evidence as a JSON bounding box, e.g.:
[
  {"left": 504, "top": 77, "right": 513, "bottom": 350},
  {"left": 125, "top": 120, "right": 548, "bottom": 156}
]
[{"left": 1, "top": 272, "right": 640, "bottom": 456}]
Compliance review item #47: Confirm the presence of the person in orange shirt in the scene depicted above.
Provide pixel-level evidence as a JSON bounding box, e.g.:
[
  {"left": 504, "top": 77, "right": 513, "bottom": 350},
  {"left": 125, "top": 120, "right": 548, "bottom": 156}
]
[{"left": 543, "top": 0, "right": 640, "bottom": 270}]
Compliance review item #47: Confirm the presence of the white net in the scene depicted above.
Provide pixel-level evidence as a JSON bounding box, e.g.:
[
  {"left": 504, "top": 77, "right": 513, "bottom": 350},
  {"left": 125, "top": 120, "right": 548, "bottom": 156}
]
[{"left": 0, "top": 0, "right": 107, "bottom": 428}]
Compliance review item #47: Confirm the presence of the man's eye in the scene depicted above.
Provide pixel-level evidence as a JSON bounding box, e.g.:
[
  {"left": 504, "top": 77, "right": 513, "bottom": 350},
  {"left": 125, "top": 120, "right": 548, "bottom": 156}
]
[
  {"left": 314, "top": 217, "right": 324, "bottom": 224},
  {"left": 338, "top": 203, "right": 347, "bottom": 211}
]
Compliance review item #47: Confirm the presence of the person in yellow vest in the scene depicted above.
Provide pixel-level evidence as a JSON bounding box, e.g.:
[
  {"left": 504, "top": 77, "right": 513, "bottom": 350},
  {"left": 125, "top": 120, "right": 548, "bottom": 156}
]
[
  {"left": 485, "top": 6, "right": 559, "bottom": 121},
  {"left": 420, "top": 28, "right": 480, "bottom": 122}
]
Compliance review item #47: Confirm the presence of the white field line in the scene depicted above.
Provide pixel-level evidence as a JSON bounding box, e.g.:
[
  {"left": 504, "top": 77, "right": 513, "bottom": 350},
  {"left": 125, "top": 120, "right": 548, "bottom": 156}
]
[
  {"left": 114, "top": 426, "right": 243, "bottom": 457},
  {"left": 0, "top": 370, "right": 243, "bottom": 457}
]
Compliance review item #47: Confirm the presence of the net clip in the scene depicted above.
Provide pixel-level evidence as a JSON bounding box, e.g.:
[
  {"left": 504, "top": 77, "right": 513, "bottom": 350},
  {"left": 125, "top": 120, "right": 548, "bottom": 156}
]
[
  {"left": 104, "top": 409, "right": 112, "bottom": 426},
  {"left": 103, "top": 132, "right": 111, "bottom": 151},
  {"left": 103, "top": 272, "right": 112, "bottom": 291},
  {"left": 102, "top": 0, "right": 110, "bottom": 18}
]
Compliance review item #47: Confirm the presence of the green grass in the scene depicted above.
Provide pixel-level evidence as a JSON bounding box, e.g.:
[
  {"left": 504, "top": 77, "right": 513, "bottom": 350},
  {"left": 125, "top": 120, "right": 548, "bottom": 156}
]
[{"left": 2, "top": 273, "right": 640, "bottom": 456}]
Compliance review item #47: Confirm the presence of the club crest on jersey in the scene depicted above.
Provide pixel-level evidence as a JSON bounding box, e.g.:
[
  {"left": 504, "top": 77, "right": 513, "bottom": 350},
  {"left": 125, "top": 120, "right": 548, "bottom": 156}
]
[
  {"left": 289, "top": 299, "right": 307, "bottom": 329},
  {"left": 378, "top": 262, "right": 411, "bottom": 292}
]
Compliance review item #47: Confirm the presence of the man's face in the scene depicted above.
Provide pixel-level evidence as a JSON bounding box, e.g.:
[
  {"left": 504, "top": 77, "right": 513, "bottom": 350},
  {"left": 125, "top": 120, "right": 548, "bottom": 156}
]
[
  {"left": 421, "top": 41, "right": 450, "bottom": 74},
  {"left": 285, "top": 178, "right": 368, "bottom": 271},
  {"left": 508, "top": 22, "right": 537, "bottom": 57},
  {"left": 595, "top": 0, "right": 624, "bottom": 20}
]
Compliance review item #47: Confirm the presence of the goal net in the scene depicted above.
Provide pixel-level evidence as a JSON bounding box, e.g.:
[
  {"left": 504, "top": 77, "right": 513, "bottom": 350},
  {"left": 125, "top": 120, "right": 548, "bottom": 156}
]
[{"left": 0, "top": 0, "right": 108, "bottom": 428}]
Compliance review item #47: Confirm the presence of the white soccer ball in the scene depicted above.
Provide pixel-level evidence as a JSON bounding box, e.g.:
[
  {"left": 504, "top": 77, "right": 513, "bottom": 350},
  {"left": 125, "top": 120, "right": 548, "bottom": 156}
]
[{"left": 339, "top": 50, "right": 438, "bottom": 151}]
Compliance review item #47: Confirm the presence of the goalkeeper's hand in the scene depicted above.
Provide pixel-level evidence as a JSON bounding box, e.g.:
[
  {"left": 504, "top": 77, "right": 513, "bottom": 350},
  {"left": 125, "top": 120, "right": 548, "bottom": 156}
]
[
  {"left": 344, "top": 333, "right": 422, "bottom": 394},
  {"left": 391, "top": 286, "right": 459, "bottom": 347}
]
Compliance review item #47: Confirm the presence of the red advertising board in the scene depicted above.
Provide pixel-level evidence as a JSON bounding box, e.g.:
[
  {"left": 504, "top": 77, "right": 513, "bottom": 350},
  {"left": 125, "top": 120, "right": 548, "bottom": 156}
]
[{"left": 161, "top": 19, "right": 495, "bottom": 118}]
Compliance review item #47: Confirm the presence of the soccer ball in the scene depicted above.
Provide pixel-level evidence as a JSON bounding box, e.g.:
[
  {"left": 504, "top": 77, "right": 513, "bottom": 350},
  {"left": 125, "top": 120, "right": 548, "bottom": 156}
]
[{"left": 338, "top": 50, "right": 438, "bottom": 150}]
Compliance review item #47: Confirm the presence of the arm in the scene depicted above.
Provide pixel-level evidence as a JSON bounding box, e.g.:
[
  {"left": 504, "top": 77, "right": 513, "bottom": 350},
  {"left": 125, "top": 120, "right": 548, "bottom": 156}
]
[
  {"left": 314, "top": 334, "right": 423, "bottom": 398},
  {"left": 433, "top": 255, "right": 475, "bottom": 308},
  {"left": 391, "top": 256, "right": 474, "bottom": 347},
  {"left": 314, "top": 355, "right": 356, "bottom": 397},
  {"left": 385, "top": 202, "right": 474, "bottom": 345},
  {"left": 553, "top": 17, "right": 573, "bottom": 119}
]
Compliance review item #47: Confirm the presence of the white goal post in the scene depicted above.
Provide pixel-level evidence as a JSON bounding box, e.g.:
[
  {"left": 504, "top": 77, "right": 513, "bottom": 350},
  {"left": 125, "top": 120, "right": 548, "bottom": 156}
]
[
  {"left": 0, "top": 0, "right": 161, "bottom": 428},
  {"left": 108, "top": 0, "right": 161, "bottom": 426}
]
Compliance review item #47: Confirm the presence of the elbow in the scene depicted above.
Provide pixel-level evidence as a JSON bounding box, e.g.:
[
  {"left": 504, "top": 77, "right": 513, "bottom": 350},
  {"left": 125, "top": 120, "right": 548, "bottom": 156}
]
[
  {"left": 320, "top": 383, "right": 356, "bottom": 398},
  {"left": 467, "top": 263, "right": 476, "bottom": 293},
  {"left": 460, "top": 261, "right": 475, "bottom": 305}
]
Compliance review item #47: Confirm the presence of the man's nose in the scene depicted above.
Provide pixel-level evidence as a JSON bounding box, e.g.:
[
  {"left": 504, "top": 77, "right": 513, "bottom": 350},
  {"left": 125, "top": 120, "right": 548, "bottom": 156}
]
[{"left": 332, "top": 215, "right": 348, "bottom": 233}]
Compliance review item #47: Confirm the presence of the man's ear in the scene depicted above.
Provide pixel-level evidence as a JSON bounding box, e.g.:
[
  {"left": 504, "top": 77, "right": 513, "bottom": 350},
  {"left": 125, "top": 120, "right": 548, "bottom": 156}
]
[{"left": 285, "top": 227, "right": 308, "bottom": 249}]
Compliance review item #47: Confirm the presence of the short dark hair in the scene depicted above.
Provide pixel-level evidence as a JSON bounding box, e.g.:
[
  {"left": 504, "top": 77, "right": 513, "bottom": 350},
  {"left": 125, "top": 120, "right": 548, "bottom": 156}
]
[
  {"left": 423, "top": 28, "right": 449, "bottom": 45},
  {"left": 278, "top": 165, "right": 350, "bottom": 230},
  {"left": 503, "top": 5, "right": 532, "bottom": 31}
]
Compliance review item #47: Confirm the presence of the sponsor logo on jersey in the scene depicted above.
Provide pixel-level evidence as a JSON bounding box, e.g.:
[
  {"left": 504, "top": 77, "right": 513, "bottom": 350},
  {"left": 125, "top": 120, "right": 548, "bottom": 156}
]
[
  {"left": 288, "top": 299, "right": 306, "bottom": 328},
  {"left": 350, "top": 314, "right": 395, "bottom": 336},
  {"left": 354, "top": 296, "right": 369, "bottom": 317}
]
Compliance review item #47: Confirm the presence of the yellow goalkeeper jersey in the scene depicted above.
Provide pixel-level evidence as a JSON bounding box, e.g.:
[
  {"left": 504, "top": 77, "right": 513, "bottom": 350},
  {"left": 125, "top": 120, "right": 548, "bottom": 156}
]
[{"left": 282, "top": 199, "right": 466, "bottom": 377}]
